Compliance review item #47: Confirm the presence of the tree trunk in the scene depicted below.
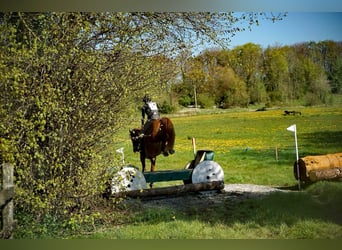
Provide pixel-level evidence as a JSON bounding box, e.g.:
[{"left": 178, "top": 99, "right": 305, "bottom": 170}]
[{"left": 113, "top": 181, "right": 224, "bottom": 198}]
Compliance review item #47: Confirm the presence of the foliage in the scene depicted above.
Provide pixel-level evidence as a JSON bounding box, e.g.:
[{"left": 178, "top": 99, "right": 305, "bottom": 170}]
[
  {"left": 14, "top": 201, "right": 128, "bottom": 239},
  {"left": 177, "top": 95, "right": 192, "bottom": 107},
  {"left": 331, "top": 57, "right": 342, "bottom": 93},
  {"left": 209, "top": 66, "right": 249, "bottom": 108},
  {"left": 0, "top": 13, "right": 166, "bottom": 217},
  {"left": 196, "top": 93, "right": 215, "bottom": 108},
  {"left": 159, "top": 100, "right": 175, "bottom": 114},
  {"left": 263, "top": 46, "right": 289, "bottom": 103}
]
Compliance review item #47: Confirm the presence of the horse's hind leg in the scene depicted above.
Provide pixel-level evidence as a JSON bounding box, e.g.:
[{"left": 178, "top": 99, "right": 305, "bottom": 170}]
[
  {"left": 167, "top": 129, "right": 175, "bottom": 154},
  {"left": 149, "top": 158, "right": 156, "bottom": 188},
  {"left": 165, "top": 124, "right": 175, "bottom": 155},
  {"left": 160, "top": 119, "right": 174, "bottom": 156},
  {"left": 161, "top": 138, "right": 168, "bottom": 156}
]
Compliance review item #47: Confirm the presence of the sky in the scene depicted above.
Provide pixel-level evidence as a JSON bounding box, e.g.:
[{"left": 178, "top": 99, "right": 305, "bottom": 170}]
[{"left": 227, "top": 12, "right": 342, "bottom": 49}]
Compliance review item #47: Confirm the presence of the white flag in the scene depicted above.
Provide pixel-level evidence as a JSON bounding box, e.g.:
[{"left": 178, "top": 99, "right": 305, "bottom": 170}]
[
  {"left": 287, "top": 124, "right": 296, "bottom": 132},
  {"left": 116, "top": 147, "right": 124, "bottom": 154}
]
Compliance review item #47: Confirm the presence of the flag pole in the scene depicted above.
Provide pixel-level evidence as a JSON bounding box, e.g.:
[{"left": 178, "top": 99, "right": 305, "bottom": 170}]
[
  {"left": 116, "top": 147, "right": 125, "bottom": 165},
  {"left": 294, "top": 127, "right": 300, "bottom": 190},
  {"left": 192, "top": 137, "right": 196, "bottom": 157},
  {"left": 287, "top": 124, "right": 301, "bottom": 190}
]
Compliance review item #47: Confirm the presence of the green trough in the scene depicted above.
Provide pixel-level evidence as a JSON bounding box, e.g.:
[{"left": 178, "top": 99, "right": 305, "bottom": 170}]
[
  {"left": 142, "top": 150, "right": 215, "bottom": 184},
  {"left": 143, "top": 169, "right": 193, "bottom": 183}
]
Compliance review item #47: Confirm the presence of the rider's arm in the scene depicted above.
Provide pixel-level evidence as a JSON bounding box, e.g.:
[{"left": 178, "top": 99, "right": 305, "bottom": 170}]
[{"left": 141, "top": 106, "right": 145, "bottom": 126}]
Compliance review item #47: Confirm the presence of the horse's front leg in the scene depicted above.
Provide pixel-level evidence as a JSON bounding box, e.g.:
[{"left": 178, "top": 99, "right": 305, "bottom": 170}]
[{"left": 149, "top": 157, "right": 156, "bottom": 188}]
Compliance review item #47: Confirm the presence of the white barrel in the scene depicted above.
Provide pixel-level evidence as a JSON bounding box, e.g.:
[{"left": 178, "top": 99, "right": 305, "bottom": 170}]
[
  {"left": 111, "top": 166, "right": 147, "bottom": 193},
  {"left": 191, "top": 160, "right": 224, "bottom": 184}
]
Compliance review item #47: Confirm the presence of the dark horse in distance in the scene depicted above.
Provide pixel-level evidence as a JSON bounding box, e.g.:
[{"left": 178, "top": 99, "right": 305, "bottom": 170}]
[{"left": 129, "top": 117, "right": 175, "bottom": 186}]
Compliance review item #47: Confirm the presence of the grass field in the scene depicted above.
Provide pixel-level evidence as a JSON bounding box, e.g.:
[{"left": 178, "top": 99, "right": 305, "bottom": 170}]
[
  {"left": 15, "top": 104, "right": 342, "bottom": 239},
  {"left": 90, "top": 105, "right": 342, "bottom": 239},
  {"left": 113, "top": 105, "right": 342, "bottom": 188}
]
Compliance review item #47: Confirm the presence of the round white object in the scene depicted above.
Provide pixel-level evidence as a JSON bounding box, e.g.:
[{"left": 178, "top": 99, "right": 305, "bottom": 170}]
[
  {"left": 111, "top": 166, "right": 147, "bottom": 193},
  {"left": 191, "top": 161, "right": 224, "bottom": 184}
]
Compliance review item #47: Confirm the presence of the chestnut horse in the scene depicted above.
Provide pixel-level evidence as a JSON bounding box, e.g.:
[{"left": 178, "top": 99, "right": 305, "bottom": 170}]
[{"left": 129, "top": 117, "right": 175, "bottom": 187}]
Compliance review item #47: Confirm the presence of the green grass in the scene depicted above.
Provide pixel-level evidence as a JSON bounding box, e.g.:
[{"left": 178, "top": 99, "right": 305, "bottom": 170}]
[
  {"left": 113, "top": 105, "right": 342, "bottom": 188},
  {"left": 15, "top": 105, "right": 342, "bottom": 239},
  {"left": 99, "top": 105, "right": 341, "bottom": 239},
  {"left": 74, "top": 181, "right": 342, "bottom": 239}
]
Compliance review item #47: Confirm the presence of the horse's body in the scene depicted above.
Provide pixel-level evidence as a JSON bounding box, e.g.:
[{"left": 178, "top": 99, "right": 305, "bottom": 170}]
[{"left": 129, "top": 117, "right": 175, "bottom": 186}]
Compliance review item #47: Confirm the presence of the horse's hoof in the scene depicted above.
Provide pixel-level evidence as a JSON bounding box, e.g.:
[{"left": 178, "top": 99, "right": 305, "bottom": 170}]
[
  {"left": 169, "top": 149, "right": 175, "bottom": 154},
  {"left": 163, "top": 151, "right": 169, "bottom": 156}
]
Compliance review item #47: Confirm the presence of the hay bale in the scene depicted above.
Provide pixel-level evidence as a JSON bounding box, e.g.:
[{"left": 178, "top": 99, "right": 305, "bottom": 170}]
[{"left": 294, "top": 153, "right": 342, "bottom": 182}]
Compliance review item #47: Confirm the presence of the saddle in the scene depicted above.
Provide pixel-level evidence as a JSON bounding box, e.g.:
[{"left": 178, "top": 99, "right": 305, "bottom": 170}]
[
  {"left": 142, "top": 119, "right": 164, "bottom": 138},
  {"left": 142, "top": 119, "right": 173, "bottom": 156}
]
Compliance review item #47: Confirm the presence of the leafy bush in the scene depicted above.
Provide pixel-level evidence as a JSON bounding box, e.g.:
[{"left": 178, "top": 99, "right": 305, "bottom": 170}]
[
  {"left": 159, "top": 100, "right": 175, "bottom": 114},
  {"left": 178, "top": 95, "right": 192, "bottom": 107},
  {"left": 197, "top": 93, "right": 215, "bottom": 109},
  {"left": 0, "top": 13, "right": 170, "bottom": 218}
]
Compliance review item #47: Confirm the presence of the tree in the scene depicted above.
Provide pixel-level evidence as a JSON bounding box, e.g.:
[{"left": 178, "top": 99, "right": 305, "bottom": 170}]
[
  {"left": 291, "top": 41, "right": 341, "bottom": 98},
  {"left": 1, "top": 13, "right": 169, "bottom": 217},
  {"left": 228, "top": 43, "right": 264, "bottom": 104},
  {"left": 298, "top": 56, "right": 331, "bottom": 105},
  {"left": 316, "top": 41, "right": 342, "bottom": 93},
  {"left": 331, "top": 57, "right": 342, "bottom": 93},
  {"left": 209, "top": 66, "right": 248, "bottom": 108},
  {"left": 263, "top": 46, "right": 290, "bottom": 103}
]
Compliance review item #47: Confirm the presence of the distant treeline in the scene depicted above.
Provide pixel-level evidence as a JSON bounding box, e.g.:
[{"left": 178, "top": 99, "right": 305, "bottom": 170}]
[{"left": 174, "top": 41, "right": 342, "bottom": 108}]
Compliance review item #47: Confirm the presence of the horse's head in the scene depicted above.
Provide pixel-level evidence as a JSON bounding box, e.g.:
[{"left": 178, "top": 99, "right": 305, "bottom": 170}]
[{"left": 129, "top": 128, "right": 142, "bottom": 153}]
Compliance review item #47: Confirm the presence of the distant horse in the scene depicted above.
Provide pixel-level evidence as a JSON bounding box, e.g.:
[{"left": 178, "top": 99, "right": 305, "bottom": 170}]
[
  {"left": 284, "top": 110, "right": 302, "bottom": 116},
  {"left": 129, "top": 117, "right": 175, "bottom": 187}
]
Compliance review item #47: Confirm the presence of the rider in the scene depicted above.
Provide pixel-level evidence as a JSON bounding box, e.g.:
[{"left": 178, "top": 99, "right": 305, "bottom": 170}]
[
  {"left": 141, "top": 94, "right": 160, "bottom": 129},
  {"left": 140, "top": 95, "right": 171, "bottom": 156}
]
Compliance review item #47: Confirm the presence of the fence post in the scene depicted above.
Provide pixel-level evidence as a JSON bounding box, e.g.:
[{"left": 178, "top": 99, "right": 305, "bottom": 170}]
[{"left": 1, "top": 163, "right": 14, "bottom": 239}]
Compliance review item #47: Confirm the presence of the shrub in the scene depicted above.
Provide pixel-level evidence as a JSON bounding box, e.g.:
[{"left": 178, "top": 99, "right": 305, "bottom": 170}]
[
  {"left": 197, "top": 94, "right": 215, "bottom": 109},
  {"left": 178, "top": 95, "right": 192, "bottom": 107},
  {"left": 159, "top": 100, "right": 175, "bottom": 114}
]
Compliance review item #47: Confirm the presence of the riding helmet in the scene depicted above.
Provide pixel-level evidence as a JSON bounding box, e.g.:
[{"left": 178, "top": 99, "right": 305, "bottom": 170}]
[{"left": 143, "top": 94, "right": 151, "bottom": 103}]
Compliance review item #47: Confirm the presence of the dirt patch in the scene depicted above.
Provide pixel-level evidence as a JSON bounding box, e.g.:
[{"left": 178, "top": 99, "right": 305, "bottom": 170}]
[{"left": 124, "top": 184, "right": 293, "bottom": 212}]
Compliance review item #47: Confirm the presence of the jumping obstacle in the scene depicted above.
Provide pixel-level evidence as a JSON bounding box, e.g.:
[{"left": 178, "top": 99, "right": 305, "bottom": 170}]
[
  {"left": 111, "top": 150, "right": 224, "bottom": 198},
  {"left": 294, "top": 152, "right": 342, "bottom": 182}
]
